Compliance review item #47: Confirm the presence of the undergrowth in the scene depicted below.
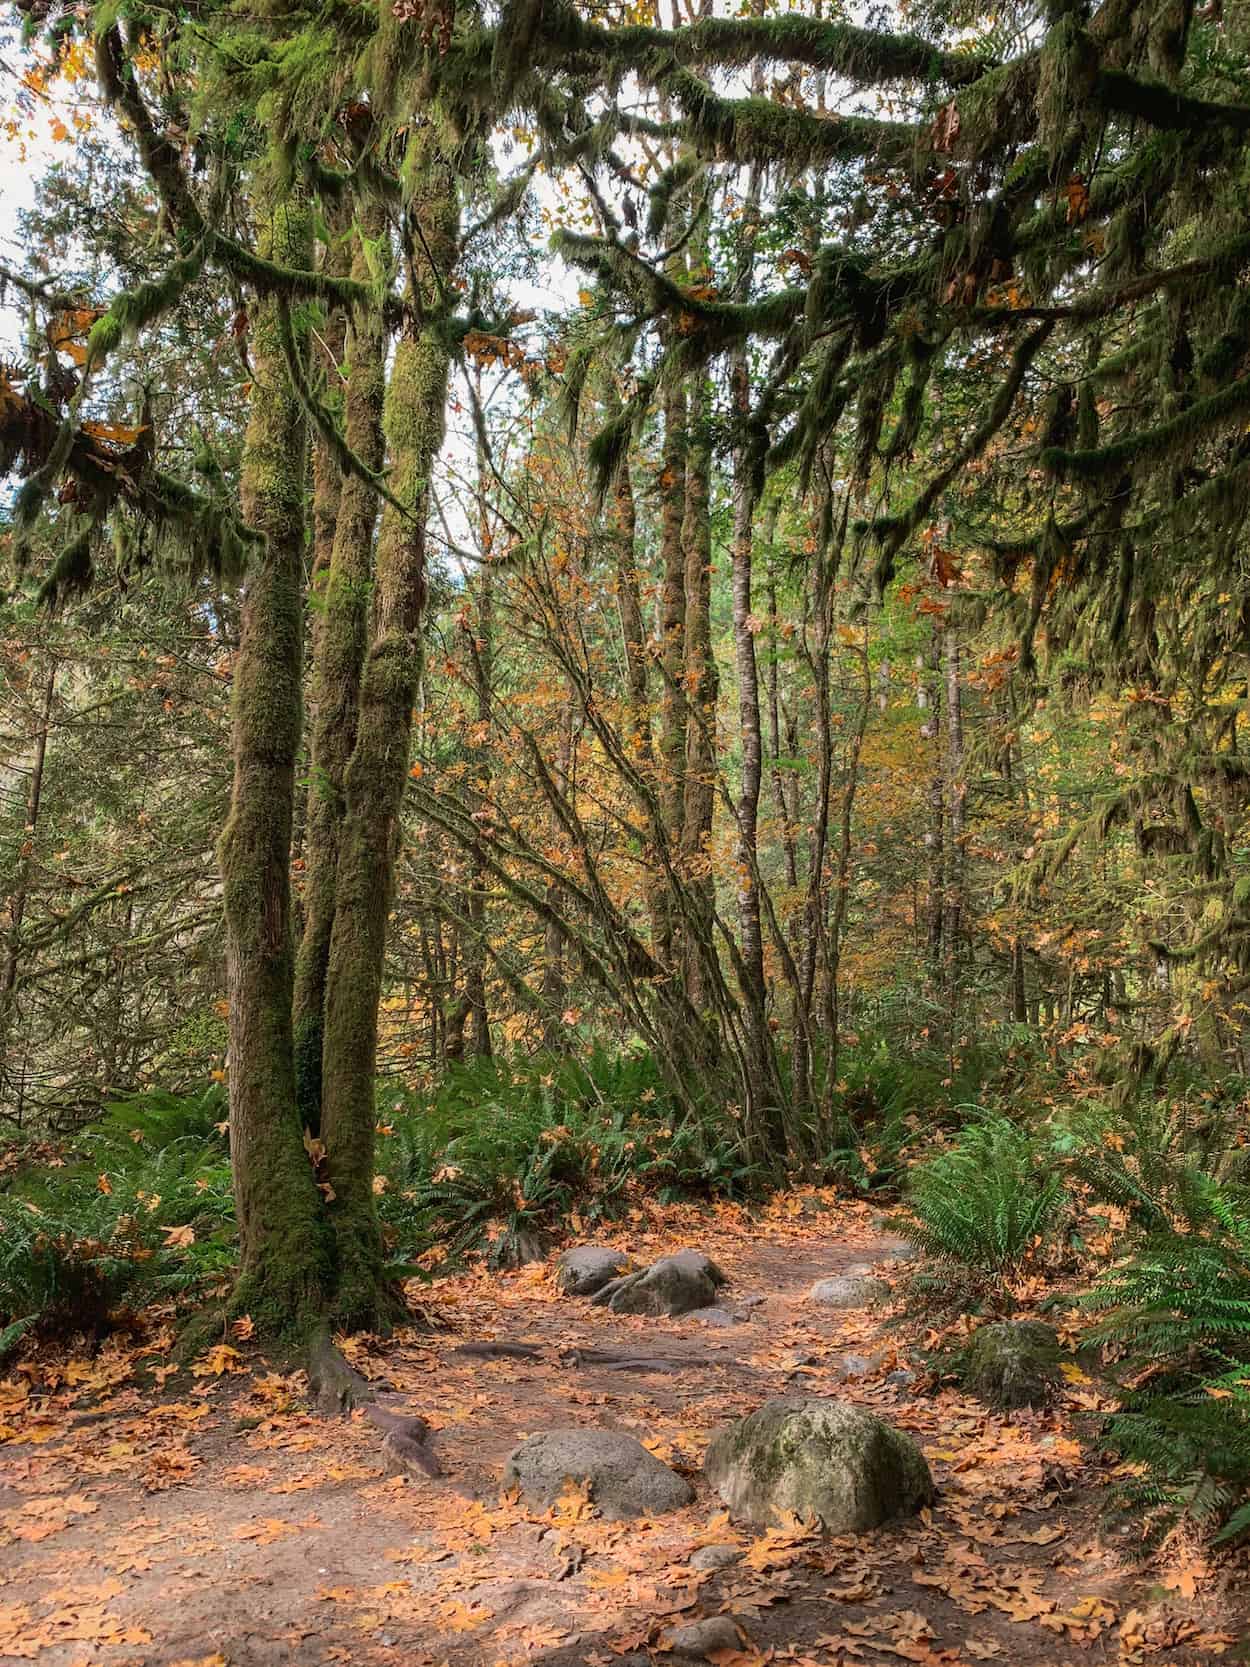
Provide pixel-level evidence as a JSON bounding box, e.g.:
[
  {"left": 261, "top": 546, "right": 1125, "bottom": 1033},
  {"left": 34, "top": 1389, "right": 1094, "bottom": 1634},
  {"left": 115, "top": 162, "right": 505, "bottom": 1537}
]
[{"left": 0, "top": 1052, "right": 753, "bottom": 1353}]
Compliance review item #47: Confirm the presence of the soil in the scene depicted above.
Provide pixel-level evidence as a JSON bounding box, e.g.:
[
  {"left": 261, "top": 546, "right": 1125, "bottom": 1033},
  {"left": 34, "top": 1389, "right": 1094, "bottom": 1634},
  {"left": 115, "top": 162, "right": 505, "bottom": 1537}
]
[{"left": 1, "top": 1193, "right": 1245, "bottom": 1666}]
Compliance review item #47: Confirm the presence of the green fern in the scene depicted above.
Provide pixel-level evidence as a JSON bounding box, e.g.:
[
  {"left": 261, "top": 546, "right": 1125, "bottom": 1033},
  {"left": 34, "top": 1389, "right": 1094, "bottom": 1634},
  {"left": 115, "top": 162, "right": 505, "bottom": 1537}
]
[
  {"left": 904, "top": 1114, "right": 1063, "bottom": 1283},
  {"left": 1080, "top": 1170, "right": 1250, "bottom": 1544}
]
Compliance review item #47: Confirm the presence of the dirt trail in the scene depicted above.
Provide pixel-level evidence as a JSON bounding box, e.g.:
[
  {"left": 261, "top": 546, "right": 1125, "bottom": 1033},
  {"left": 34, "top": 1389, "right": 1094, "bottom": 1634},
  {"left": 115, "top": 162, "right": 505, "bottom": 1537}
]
[{"left": 0, "top": 1194, "right": 1244, "bottom": 1666}]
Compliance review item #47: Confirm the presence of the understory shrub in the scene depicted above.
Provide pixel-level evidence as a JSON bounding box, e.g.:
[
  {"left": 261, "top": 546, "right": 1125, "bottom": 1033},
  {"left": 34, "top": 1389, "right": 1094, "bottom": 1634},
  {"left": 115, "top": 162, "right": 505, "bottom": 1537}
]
[
  {"left": 0, "top": 1085, "right": 234, "bottom": 1354},
  {"left": 375, "top": 1049, "right": 757, "bottom": 1261},
  {"left": 1080, "top": 1163, "right": 1250, "bottom": 1546},
  {"left": 903, "top": 1113, "right": 1064, "bottom": 1289}
]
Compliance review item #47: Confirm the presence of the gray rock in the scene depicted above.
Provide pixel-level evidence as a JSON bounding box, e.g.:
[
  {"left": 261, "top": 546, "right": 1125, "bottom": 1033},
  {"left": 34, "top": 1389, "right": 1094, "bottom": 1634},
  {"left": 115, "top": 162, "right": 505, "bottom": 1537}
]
[
  {"left": 689, "top": 1542, "right": 742, "bottom": 1571},
  {"left": 592, "top": 1249, "right": 727, "bottom": 1318},
  {"left": 704, "top": 1395, "right": 935, "bottom": 1532},
  {"left": 808, "top": 1274, "right": 892, "bottom": 1309},
  {"left": 684, "top": 1305, "right": 741, "bottom": 1328},
  {"left": 664, "top": 1616, "right": 743, "bottom": 1657},
  {"left": 503, "top": 1428, "right": 693, "bottom": 1519},
  {"left": 556, "top": 1245, "right": 637, "bottom": 1298},
  {"left": 959, "top": 1319, "right": 1063, "bottom": 1410},
  {"left": 833, "top": 1351, "right": 886, "bottom": 1380}
]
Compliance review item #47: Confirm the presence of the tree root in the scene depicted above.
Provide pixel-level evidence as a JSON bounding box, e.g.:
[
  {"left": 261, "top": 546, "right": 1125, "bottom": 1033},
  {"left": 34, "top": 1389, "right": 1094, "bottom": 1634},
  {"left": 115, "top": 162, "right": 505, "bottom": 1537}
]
[
  {"left": 452, "top": 1341, "right": 545, "bottom": 1361},
  {"left": 306, "top": 1327, "right": 442, "bottom": 1478},
  {"left": 306, "top": 1326, "right": 376, "bottom": 1414},
  {"left": 363, "top": 1403, "right": 443, "bottom": 1477}
]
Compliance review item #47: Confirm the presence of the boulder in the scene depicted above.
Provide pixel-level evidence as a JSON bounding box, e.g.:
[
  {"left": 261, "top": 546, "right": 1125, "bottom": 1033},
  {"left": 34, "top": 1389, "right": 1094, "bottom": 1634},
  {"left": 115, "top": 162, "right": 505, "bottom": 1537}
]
[
  {"left": 592, "top": 1249, "right": 727, "bottom": 1317},
  {"left": 704, "top": 1395, "right": 934, "bottom": 1531},
  {"left": 959, "top": 1319, "right": 1062, "bottom": 1410},
  {"left": 503, "top": 1428, "right": 693, "bottom": 1519},
  {"left": 556, "top": 1245, "right": 637, "bottom": 1298},
  {"left": 808, "top": 1272, "right": 892, "bottom": 1309},
  {"left": 663, "top": 1616, "right": 743, "bottom": 1658}
]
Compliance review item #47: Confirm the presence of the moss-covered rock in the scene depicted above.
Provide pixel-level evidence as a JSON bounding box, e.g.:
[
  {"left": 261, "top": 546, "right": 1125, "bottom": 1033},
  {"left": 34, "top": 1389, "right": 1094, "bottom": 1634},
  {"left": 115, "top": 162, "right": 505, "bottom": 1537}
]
[
  {"left": 958, "top": 1319, "right": 1063, "bottom": 1409},
  {"left": 703, "top": 1395, "right": 935, "bottom": 1531}
]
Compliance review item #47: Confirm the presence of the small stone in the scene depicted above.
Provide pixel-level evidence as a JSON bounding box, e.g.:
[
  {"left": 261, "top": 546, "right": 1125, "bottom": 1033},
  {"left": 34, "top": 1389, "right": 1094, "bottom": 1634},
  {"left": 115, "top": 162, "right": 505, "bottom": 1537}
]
[
  {"left": 689, "top": 1543, "right": 742, "bottom": 1571},
  {"left": 808, "top": 1274, "right": 892, "bottom": 1309},
  {"left": 684, "top": 1306, "right": 740, "bottom": 1327},
  {"left": 833, "top": 1351, "right": 886, "bottom": 1380},
  {"left": 704, "top": 1395, "right": 935, "bottom": 1532},
  {"left": 503, "top": 1428, "right": 693, "bottom": 1519},
  {"left": 664, "top": 1615, "right": 743, "bottom": 1657},
  {"left": 592, "top": 1249, "right": 727, "bottom": 1318},
  {"left": 556, "top": 1245, "right": 636, "bottom": 1298}
]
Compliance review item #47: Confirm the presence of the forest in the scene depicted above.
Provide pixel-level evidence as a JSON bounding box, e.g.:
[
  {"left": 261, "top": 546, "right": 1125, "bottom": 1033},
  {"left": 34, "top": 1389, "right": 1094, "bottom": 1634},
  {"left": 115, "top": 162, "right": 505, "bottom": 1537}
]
[{"left": 1, "top": 0, "right": 1249, "bottom": 1660}]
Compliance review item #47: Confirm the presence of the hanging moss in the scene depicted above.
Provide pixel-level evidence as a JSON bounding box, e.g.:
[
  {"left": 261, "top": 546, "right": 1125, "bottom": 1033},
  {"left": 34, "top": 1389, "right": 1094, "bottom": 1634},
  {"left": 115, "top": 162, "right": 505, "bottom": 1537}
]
[{"left": 1043, "top": 374, "right": 1250, "bottom": 483}]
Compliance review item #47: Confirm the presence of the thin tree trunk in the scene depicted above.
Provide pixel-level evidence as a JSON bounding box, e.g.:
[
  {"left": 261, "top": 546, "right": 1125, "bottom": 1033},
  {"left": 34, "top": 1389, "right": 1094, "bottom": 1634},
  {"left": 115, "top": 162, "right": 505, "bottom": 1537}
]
[
  {"left": 680, "top": 381, "right": 718, "bottom": 1012},
  {"left": 220, "top": 190, "right": 330, "bottom": 1334},
  {"left": 942, "top": 625, "right": 966, "bottom": 999},
  {"left": 729, "top": 343, "right": 773, "bottom": 1132},
  {"left": 293, "top": 204, "right": 386, "bottom": 1130},
  {"left": 465, "top": 416, "right": 494, "bottom": 1058},
  {"left": 656, "top": 385, "right": 688, "bottom": 967},
  {"left": 0, "top": 658, "right": 56, "bottom": 1121},
  {"left": 765, "top": 541, "right": 799, "bottom": 894},
  {"left": 319, "top": 135, "right": 457, "bottom": 1328},
  {"left": 610, "top": 395, "right": 665, "bottom": 950},
  {"left": 922, "top": 632, "right": 945, "bottom": 972}
]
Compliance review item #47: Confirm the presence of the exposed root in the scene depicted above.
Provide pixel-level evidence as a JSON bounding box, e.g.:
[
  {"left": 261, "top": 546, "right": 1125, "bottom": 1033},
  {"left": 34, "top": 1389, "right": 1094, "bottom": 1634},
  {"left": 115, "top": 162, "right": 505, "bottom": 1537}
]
[
  {"left": 363, "top": 1402, "right": 443, "bottom": 1477},
  {"left": 306, "top": 1326, "right": 375, "bottom": 1414},
  {"left": 452, "top": 1341, "right": 545, "bottom": 1361}
]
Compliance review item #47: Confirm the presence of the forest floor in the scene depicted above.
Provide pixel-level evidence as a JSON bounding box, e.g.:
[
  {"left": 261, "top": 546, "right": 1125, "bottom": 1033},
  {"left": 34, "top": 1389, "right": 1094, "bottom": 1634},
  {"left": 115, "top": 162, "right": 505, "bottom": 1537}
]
[{"left": 0, "top": 1191, "right": 1246, "bottom": 1667}]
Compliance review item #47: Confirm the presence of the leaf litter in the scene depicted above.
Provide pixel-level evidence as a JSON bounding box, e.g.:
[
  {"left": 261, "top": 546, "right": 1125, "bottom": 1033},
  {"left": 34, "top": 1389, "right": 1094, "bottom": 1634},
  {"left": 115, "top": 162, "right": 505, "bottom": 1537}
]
[{"left": 0, "top": 1193, "right": 1244, "bottom": 1665}]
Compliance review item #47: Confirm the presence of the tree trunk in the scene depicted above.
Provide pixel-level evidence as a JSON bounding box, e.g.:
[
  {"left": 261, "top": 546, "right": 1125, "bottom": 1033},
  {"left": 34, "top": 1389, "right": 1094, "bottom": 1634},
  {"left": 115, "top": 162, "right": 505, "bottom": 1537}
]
[
  {"left": 922, "top": 633, "right": 945, "bottom": 972},
  {"left": 318, "top": 135, "right": 457, "bottom": 1329},
  {"left": 729, "top": 343, "right": 773, "bottom": 1134},
  {"left": 219, "top": 191, "right": 331, "bottom": 1336},
  {"left": 942, "top": 625, "right": 966, "bottom": 1001},
  {"left": 0, "top": 658, "right": 56, "bottom": 1122},
  {"left": 680, "top": 381, "right": 718, "bottom": 1011},
  {"left": 293, "top": 204, "right": 387, "bottom": 1131},
  {"left": 656, "top": 385, "right": 688, "bottom": 967}
]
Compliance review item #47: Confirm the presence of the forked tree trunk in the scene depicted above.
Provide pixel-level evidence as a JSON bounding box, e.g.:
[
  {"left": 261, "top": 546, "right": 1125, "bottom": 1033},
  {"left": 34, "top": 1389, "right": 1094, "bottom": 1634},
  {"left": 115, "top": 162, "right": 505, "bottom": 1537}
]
[
  {"left": 220, "top": 192, "right": 331, "bottom": 1335},
  {"left": 318, "top": 136, "right": 458, "bottom": 1329}
]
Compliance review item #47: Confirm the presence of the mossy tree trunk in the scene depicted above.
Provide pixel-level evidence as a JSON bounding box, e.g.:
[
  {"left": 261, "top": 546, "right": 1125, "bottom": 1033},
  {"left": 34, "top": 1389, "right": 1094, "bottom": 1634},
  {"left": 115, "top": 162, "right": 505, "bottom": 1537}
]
[
  {"left": 293, "top": 204, "right": 387, "bottom": 1132},
  {"left": 317, "top": 135, "right": 458, "bottom": 1330},
  {"left": 220, "top": 192, "right": 331, "bottom": 1336}
]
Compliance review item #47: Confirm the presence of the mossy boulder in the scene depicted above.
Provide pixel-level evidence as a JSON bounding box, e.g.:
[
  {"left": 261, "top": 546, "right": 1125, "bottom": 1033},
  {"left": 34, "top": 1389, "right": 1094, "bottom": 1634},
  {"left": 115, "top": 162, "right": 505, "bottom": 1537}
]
[
  {"left": 592, "top": 1249, "right": 727, "bottom": 1317},
  {"left": 958, "top": 1319, "right": 1063, "bottom": 1409},
  {"left": 703, "top": 1395, "right": 935, "bottom": 1531}
]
